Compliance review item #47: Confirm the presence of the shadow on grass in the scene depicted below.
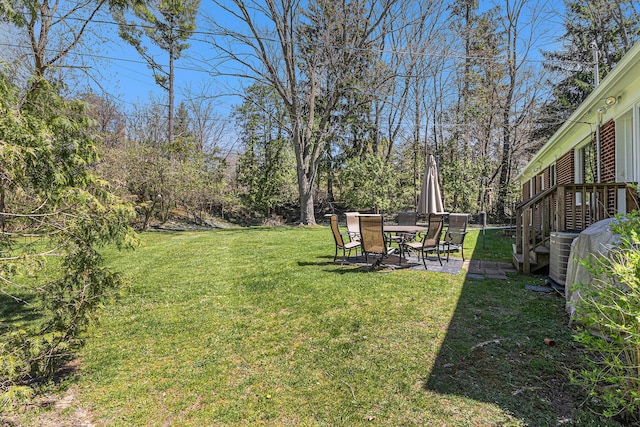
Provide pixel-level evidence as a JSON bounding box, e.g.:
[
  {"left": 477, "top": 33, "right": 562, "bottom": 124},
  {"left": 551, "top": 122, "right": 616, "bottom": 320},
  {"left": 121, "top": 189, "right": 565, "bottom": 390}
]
[
  {"left": 297, "top": 256, "right": 337, "bottom": 267},
  {"left": 310, "top": 254, "right": 422, "bottom": 274},
  {"left": 0, "top": 292, "right": 42, "bottom": 328},
  {"left": 421, "top": 234, "right": 600, "bottom": 425}
]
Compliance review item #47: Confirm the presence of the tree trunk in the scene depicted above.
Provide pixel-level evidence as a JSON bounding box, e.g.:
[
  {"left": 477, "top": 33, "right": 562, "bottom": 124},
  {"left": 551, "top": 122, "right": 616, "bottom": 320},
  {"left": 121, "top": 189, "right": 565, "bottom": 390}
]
[
  {"left": 497, "top": 74, "right": 515, "bottom": 220},
  {"left": 299, "top": 182, "right": 316, "bottom": 225},
  {"left": 327, "top": 152, "right": 335, "bottom": 203},
  {"left": 293, "top": 128, "right": 317, "bottom": 225},
  {"left": 497, "top": 126, "right": 511, "bottom": 219},
  {"left": 0, "top": 184, "right": 5, "bottom": 232},
  {"left": 168, "top": 46, "right": 175, "bottom": 150}
]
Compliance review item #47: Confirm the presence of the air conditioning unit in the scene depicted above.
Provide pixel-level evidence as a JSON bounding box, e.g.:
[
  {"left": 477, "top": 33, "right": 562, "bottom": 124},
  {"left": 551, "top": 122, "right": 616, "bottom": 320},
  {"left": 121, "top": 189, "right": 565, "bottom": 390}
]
[{"left": 549, "top": 231, "right": 580, "bottom": 285}]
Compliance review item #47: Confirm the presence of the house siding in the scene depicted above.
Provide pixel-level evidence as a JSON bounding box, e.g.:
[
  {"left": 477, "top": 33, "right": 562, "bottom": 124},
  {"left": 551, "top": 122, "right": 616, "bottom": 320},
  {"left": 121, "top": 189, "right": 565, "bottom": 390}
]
[
  {"left": 601, "top": 119, "right": 616, "bottom": 183},
  {"left": 557, "top": 151, "right": 574, "bottom": 184},
  {"left": 514, "top": 41, "right": 640, "bottom": 273},
  {"left": 522, "top": 182, "right": 530, "bottom": 201},
  {"left": 544, "top": 167, "right": 551, "bottom": 189},
  {"left": 556, "top": 151, "right": 575, "bottom": 227},
  {"left": 600, "top": 119, "right": 617, "bottom": 216},
  {"left": 533, "top": 174, "right": 543, "bottom": 230},
  {"left": 518, "top": 118, "right": 626, "bottom": 233}
]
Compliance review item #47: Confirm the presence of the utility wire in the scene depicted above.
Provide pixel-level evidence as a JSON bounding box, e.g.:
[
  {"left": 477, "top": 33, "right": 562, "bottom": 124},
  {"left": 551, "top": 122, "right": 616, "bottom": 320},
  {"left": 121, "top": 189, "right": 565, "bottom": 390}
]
[{"left": 16, "top": 11, "right": 580, "bottom": 66}]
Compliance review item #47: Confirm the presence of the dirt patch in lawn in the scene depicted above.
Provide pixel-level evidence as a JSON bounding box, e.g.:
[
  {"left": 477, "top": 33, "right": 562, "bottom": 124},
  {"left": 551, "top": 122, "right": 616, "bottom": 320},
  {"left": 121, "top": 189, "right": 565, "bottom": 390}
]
[
  {"left": 1, "top": 360, "right": 96, "bottom": 427},
  {"left": 2, "top": 385, "right": 96, "bottom": 427}
]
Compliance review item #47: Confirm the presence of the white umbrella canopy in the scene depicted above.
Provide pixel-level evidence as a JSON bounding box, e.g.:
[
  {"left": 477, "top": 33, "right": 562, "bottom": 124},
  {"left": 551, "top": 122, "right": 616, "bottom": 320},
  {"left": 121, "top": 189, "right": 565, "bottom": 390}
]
[{"left": 417, "top": 154, "right": 444, "bottom": 214}]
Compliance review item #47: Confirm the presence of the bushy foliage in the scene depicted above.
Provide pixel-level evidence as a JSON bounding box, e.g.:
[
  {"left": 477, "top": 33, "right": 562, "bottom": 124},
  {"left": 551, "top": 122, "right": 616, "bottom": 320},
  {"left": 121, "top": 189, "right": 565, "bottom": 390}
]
[
  {"left": 233, "top": 84, "right": 297, "bottom": 217},
  {"left": 337, "top": 155, "right": 407, "bottom": 213},
  {"left": 571, "top": 210, "right": 640, "bottom": 422},
  {"left": 236, "top": 139, "right": 297, "bottom": 216},
  {"left": 0, "top": 75, "right": 136, "bottom": 410}
]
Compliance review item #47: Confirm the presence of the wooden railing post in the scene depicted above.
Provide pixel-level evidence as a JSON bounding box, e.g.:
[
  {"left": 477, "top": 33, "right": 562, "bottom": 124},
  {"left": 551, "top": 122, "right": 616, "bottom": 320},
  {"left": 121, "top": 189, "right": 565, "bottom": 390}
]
[
  {"left": 557, "top": 186, "right": 566, "bottom": 231},
  {"left": 522, "top": 208, "right": 530, "bottom": 274},
  {"left": 627, "top": 184, "right": 640, "bottom": 211},
  {"left": 580, "top": 185, "right": 584, "bottom": 227},
  {"left": 515, "top": 208, "right": 522, "bottom": 254},
  {"left": 542, "top": 196, "right": 549, "bottom": 244}
]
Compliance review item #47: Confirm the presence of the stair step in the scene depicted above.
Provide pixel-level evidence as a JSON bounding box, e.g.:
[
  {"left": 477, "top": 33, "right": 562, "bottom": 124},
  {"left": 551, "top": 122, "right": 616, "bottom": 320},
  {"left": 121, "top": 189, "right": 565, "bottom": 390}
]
[
  {"left": 513, "top": 252, "right": 537, "bottom": 266},
  {"left": 512, "top": 244, "right": 548, "bottom": 255},
  {"left": 512, "top": 243, "right": 533, "bottom": 254}
]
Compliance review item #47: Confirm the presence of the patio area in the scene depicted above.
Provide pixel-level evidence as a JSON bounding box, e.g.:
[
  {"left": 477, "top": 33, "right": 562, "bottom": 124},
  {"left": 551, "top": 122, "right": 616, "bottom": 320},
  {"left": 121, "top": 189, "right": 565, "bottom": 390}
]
[{"left": 335, "top": 253, "right": 517, "bottom": 279}]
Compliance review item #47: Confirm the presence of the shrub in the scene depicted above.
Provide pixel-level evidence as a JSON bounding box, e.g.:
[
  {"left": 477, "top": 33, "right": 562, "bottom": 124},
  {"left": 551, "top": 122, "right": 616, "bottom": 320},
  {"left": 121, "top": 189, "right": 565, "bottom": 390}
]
[
  {"left": 0, "top": 75, "right": 136, "bottom": 411},
  {"left": 571, "top": 210, "right": 640, "bottom": 422}
]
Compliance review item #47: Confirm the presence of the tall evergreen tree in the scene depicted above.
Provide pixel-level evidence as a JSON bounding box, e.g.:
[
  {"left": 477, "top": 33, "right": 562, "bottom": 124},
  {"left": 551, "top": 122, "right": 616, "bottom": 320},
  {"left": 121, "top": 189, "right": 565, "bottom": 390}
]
[
  {"left": 536, "top": 0, "right": 640, "bottom": 141},
  {"left": 445, "top": 1, "right": 502, "bottom": 214},
  {"left": 113, "top": 0, "right": 200, "bottom": 150},
  {"left": 171, "top": 101, "right": 198, "bottom": 159}
]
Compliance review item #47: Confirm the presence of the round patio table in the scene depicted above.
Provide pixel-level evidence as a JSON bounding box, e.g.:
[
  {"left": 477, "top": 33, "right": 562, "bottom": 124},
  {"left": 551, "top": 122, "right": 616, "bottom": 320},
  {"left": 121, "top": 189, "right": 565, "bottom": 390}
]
[{"left": 383, "top": 225, "right": 428, "bottom": 265}]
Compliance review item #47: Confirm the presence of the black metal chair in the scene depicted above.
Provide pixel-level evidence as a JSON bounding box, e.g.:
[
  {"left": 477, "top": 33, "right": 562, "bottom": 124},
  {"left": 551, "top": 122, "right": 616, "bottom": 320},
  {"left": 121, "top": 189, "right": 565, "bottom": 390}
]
[{"left": 396, "top": 211, "right": 418, "bottom": 242}]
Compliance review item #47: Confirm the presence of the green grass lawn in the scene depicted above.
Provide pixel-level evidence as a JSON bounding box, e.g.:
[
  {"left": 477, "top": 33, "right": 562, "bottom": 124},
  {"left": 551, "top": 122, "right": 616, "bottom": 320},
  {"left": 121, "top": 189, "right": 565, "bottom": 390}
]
[
  {"left": 462, "top": 227, "right": 515, "bottom": 263},
  {"left": 9, "top": 226, "right": 619, "bottom": 426}
]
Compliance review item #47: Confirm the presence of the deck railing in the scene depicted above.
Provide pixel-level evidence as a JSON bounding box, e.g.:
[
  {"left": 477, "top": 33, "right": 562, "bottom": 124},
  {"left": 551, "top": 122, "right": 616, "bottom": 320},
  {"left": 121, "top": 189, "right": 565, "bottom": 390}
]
[{"left": 515, "top": 182, "right": 639, "bottom": 273}]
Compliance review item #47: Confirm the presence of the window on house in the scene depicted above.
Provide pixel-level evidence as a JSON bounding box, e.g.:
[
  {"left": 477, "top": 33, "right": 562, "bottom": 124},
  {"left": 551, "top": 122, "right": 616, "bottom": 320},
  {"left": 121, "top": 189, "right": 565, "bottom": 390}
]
[
  {"left": 575, "top": 141, "right": 595, "bottom": 206},
  {"left": 616, "top": 108, "right": 637, "bottom": 183},
  {"left": 575, "top": 142, "right": 595, "bottom": 184},
  {"left": 550, "top": 163, "right": 557, "bottom": 187}
]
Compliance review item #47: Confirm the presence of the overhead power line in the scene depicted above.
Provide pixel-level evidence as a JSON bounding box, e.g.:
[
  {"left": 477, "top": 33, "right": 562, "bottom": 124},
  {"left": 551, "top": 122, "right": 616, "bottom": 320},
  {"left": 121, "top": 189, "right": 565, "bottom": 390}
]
[{"left": 27, "top": 12, "right": 578, "bottom": 66}]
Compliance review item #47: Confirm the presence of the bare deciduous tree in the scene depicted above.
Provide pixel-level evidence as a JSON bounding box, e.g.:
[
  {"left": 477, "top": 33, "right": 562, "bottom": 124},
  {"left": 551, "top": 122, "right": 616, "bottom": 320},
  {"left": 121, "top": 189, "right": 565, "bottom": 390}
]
[
  {"left": 1, "top": 0, "right": 135, "bottom": 92},
  {"left": 182, "top": 83, "right": 228, "bottom": 156},
  {"left": 494, "top": 0, "right": 549, "bottom": 218},
  {"left": 205, "top": 0, "right": 394, "bottom": 224}
]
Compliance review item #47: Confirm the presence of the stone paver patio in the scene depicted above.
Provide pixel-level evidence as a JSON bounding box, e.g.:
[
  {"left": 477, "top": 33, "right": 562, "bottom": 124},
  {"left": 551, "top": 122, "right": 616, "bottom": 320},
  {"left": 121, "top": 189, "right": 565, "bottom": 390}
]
[{"left": 338, "top": 254, "right": 517, "bottom": 280}]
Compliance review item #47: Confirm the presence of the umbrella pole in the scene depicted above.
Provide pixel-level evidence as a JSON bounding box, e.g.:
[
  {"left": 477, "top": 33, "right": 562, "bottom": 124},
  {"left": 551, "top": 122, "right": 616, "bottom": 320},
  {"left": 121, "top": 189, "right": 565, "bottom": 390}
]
[
  {"left": 482, "top": 211, "right": 486, "bottom": 249},
  {"left": 480, "top": 177, "right": 487, "bottom": 249}
]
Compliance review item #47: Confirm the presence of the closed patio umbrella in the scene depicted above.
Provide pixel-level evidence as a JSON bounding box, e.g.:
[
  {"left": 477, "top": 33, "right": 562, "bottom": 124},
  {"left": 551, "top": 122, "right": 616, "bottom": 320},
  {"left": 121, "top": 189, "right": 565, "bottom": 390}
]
[{"left": 417, "top": 154, "right": 444, "bottom": 214}]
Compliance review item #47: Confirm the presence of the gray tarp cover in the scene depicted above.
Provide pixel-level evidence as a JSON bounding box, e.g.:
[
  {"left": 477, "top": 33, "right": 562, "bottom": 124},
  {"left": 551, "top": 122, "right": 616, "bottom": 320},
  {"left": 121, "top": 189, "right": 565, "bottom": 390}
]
[{"left": 565, "top": 218, "right": 620, "bottom": 318}]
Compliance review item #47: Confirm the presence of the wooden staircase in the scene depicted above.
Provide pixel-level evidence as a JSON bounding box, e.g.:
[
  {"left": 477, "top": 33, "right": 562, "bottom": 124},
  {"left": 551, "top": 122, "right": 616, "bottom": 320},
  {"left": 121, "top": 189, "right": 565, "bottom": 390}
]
[
  {"left": 513, "top": 182, "right": 638, "bottom": 274},
  {"left": 512, "top": 240, "right": 550, "bottom": 274}
]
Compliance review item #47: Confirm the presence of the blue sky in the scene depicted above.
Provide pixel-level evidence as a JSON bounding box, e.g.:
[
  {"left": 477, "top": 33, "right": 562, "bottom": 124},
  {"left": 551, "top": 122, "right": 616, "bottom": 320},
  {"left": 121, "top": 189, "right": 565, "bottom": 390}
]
[
  {"left": 0, "top": 0, "right": 573, "bottom": 112},
  {"left": 90, "top": 0, "right": 564, "bottom": 111},
  {"left": 81, "top": 0, "right": 567, "bottom": 119},
  {"left": 88, "top": 9, "right": 226, "bottom": 112}
]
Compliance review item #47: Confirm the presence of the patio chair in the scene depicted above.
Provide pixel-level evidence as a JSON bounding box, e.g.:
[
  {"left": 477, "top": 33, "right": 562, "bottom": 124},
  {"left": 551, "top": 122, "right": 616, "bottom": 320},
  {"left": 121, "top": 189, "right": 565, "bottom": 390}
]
[
  {"left": 358, "top": 214, "right": 393, "bottom": 269},
  {"left": 395, "top": 211, "right": 418, "bottom": 242},
  {"left": 403, "top": 213, "right": 445, "bottom": 269},
  {"left": 443, "top": 213, "right": 470, "bottom": 261},
  {"left": 397, "top": 211, "right": 417, "bottom": 226},
  {"left": 345, "top": 212, "right": 361, "bottom": 242},
  {"left": 330, "top": 214, "right": 360, "bottom": 263}
]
